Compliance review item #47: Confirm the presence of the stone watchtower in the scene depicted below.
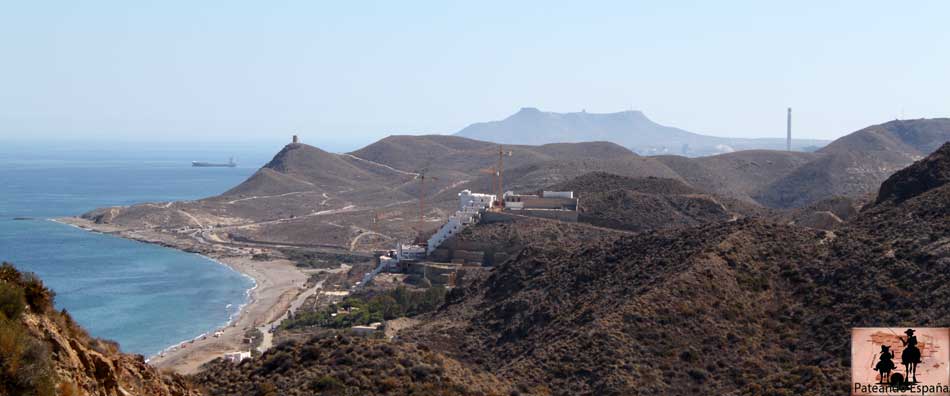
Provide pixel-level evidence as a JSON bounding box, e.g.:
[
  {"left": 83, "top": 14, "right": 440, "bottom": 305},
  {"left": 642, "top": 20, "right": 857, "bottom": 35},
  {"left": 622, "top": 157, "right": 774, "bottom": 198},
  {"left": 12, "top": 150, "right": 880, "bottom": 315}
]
[{"left": 292, "top": 135, "right": 299, "bottom": 144}]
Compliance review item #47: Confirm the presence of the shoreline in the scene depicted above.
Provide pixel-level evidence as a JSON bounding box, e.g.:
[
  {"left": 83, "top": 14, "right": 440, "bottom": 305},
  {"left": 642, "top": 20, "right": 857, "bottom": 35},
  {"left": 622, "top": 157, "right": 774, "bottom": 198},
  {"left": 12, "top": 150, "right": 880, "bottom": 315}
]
[
  {"left": 145, "top": 253, "right": 258, "bottom": 363},
  {"left": 54, "top": 216, "right": 310, "bottom": 374},
  {"left": 51, "top": 217, "right": 260, "bottom": 361}
]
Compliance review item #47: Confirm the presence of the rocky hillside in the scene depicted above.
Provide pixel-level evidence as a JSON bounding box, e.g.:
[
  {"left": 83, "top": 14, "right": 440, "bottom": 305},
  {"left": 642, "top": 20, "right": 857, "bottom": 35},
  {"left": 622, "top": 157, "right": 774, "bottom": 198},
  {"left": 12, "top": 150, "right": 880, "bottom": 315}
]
[
  {"left": 350, "top": 134, "right": 636, "bottom": 176},
  {"left": 754, "top": 119, "right": 950, "bottom": 208},
  {"left": 454, "top": 107, "right": 828, "bottom": 156},
  {"left": 873, "top": 142, "right": 950, "bottom": 205},
  {"left": 390, "top": 143, "right": 950, "bottom": 395},
  {"left": 654, "top": 150, "right": 819, "bottom": 204},
  {"left": 548, "top": 171, "right": 702, "bottom": 196},
  {"left": 547, "top": 172, "right": 767, "bottom": 232},
  {"left": 822, "top": 118, "right": 950, "bottom": 156},
  {"left": 194, "top": 334, "right": 511, "bottom": 396},
  {"left": 782, "top": 196, "right": 863, "bottom": 230},
  {"left": 225, "top": 141, "right": 418, "bottom": 197},
  {"left": 0, "top": 263, "right": 196, "bottom": 396}
]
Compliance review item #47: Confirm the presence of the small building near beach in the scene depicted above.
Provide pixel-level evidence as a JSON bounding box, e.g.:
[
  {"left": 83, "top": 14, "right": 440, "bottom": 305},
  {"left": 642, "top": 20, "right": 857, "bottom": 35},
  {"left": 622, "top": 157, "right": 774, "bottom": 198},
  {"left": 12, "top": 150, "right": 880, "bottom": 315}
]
[
  {"left": 223, "top": 351, "right": 252, "bottom": 363},
  {"left": 350, "top": 322, "right": 383, "bottom": 336}
]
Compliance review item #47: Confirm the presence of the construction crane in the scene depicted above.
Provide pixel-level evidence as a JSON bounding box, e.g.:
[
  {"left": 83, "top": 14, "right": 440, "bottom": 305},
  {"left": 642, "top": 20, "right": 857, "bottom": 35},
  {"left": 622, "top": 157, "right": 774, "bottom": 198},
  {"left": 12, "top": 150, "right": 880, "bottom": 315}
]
[
  {"left": 495, "top": 145, "right": 512, "bottom": 206},
  {"left": 413, "top": 168, "right": 438, "bottom": 236},
  {"left": 371, "top": 210, "right": 380, "bottom": 235},
  {"left": 479, "top": 146, "right": 512, "bottom": 210}
]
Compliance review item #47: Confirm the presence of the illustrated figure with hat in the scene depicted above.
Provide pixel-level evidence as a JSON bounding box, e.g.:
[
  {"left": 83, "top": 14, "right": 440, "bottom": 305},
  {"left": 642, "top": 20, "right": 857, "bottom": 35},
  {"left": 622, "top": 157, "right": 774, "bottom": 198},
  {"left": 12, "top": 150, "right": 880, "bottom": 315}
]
[
  {"left": 900, "top": 328, "right": 921, "bottom": 383},
  {"left": 874, "top": 345, "right": 896, "bottom": 384}
]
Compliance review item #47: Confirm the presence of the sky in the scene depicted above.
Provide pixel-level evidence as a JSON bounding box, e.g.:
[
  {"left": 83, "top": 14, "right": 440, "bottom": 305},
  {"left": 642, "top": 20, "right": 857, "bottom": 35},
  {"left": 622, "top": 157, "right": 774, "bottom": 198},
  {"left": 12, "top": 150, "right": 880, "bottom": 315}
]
[{"left": 1, "top": 1, "right": 948, "bottom": 151}]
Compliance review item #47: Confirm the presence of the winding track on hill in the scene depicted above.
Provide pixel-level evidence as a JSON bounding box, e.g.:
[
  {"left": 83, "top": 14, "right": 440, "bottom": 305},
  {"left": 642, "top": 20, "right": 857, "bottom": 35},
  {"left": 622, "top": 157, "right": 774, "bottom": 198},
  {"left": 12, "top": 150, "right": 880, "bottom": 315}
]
[
  {"left": 225, "top": 191, "right": 312, "bottom": 204},
  {"left": 340, "top": 153, "right": 420, "bottom": 177}
]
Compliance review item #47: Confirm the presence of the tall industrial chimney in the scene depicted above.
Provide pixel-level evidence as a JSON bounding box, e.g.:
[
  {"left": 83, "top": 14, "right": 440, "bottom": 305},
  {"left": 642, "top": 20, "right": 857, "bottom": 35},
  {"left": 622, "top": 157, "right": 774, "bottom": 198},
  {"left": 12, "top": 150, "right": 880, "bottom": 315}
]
[{"left": 786, "top": 108, "right": 792, "bottom": 152}]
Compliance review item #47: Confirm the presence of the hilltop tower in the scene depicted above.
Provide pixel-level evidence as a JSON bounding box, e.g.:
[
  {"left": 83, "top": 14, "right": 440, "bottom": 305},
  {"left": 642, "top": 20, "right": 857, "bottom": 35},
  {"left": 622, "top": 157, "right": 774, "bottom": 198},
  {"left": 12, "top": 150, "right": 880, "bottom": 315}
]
[
  {"left": 786, "top": 108, "right": 792, "bottom": 151},
  {"left": 292, "top": 134, "right": 299, "bottom": 144}
]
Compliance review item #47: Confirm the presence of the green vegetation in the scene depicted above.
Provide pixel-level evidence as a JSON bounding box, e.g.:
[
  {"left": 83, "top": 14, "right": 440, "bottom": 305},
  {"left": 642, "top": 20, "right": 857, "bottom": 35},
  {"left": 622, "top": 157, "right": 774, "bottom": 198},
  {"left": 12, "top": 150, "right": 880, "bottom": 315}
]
[
  {"left": 279, "top": 248, "right": 369, "bottom": 269},
  {"left": 282, "top": 286, "right": 446, "bottom": 330},
  {"left": 196, "top": 335, "right": 476, "bottom": 396},
  {"left": 0, "top": 282, "right": 25, "bottom": 320},
  {"left": 0, "top": 263, "right": 56, "bottom": 396}
]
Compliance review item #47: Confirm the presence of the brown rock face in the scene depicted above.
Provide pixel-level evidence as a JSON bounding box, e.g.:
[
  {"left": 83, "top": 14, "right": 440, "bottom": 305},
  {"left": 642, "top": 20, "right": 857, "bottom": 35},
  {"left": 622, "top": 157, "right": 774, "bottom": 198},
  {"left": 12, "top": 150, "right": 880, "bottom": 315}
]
[{"left": 875, "top": 142, "right": 950, "bottom": 204}]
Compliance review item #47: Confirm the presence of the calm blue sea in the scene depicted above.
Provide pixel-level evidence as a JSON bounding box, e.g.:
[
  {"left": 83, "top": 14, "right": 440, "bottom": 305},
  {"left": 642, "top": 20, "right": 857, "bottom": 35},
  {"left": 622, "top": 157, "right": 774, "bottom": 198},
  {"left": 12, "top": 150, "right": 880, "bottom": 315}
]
[{"left": 0, "top": 141, "right": 283, "bottom": 357}]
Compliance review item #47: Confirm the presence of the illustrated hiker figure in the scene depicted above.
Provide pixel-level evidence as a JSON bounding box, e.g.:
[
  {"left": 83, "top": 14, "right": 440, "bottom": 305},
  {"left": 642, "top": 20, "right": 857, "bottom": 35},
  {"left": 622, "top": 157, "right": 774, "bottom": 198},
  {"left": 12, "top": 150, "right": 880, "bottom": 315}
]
[
  {"left": 874, "top": 345, "right": 896, "bottom": 384},
  {"left": 900, "top": 328, "right": 921, "bottom": 383}
]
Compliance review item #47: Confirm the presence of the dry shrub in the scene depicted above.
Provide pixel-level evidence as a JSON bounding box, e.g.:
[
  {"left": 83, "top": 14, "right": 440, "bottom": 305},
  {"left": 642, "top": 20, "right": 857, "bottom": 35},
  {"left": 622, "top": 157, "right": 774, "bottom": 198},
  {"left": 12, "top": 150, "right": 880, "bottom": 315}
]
[
  {"left": 56, "top": 381, "right": 79, "bottom": 396},
  {"left": 0, "top": 263, "right": 19, "bottom": 283},
  {"left": 20, "top": 272, "right": 54, "bottom": 313},
  {"left": 89, "top": 338, "right": 120, "bottom": 356},
  {"left": 53, "top": 310, "right": 91, "bottom": 345},
  {"left": 0, "top": 282, "right": 25, "bottom": 320},
  {"left": 0, "top": 317, "right": 56, "bottom": 396}
]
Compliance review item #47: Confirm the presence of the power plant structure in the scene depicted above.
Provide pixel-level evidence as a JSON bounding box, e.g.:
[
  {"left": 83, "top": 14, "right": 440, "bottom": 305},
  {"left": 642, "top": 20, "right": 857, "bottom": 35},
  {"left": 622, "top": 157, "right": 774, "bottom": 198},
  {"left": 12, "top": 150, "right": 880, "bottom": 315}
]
[{"left": 787, "top": 107, "right": 792, "bottom": 152}]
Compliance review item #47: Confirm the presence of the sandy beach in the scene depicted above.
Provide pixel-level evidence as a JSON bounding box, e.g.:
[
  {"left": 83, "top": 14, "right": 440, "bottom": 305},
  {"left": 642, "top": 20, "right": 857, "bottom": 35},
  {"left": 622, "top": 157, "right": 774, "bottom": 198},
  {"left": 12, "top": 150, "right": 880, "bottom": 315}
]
[{"left": 56, "top": 217, "right": 312, "bottom": 374}]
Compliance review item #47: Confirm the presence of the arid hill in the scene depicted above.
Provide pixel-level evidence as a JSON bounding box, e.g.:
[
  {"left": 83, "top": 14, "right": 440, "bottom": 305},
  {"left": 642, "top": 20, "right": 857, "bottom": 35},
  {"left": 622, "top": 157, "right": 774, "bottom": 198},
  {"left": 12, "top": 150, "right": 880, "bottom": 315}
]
[
  {"left": 0, "top": 263, "right": 196, "bottom": 396},
  {"left": 654, "top": 149, "right": 819, "bottom": 204},
  {"left": 874, "top": 141, "right": 950, "bottom": 205},
  {"left": 546, "top": 172, "right": 767, "bottom": 232},
  {"left": 79, "top": 139, "right": 676, "bottom": 252},
  {"left": 548, "top": 171, "right": 702, "bottom": 195},
  {"left": 194, "top": 334, "right": 511, "bottom": 396},
  {"left": 350, "top": 134, "right": 637, "bottom": 176},
  {"left": 387, "top": 143, "right": 950, "bottom": 395},
  {"left": 754, "top": 119, "right": 950, "bottom": 207},
  {"left": 78, "top": 120, "right": 950, "bottom": 254},
  {"left": 782, "top": 196, "right": 864, "bottom": 230}
]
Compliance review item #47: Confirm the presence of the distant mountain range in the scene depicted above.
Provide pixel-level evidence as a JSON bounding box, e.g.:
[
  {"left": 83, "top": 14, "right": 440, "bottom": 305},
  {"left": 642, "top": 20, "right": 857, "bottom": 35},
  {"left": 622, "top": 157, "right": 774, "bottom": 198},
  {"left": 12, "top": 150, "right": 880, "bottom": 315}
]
[{"left": 454, "top": 107, "right": 829, "bottom": 156}]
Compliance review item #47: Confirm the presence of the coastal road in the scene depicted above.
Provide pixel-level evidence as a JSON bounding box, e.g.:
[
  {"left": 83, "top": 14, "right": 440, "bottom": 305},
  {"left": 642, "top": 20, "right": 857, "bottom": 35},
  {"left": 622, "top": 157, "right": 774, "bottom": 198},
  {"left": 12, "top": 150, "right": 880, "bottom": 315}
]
[{"left": 256, "top": 270, "right": 343, "bottom": 353}]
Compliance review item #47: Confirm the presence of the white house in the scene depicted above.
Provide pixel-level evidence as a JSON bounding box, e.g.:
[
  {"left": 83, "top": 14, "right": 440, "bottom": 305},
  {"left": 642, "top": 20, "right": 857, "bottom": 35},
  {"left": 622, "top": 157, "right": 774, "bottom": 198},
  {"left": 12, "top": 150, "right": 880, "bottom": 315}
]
[{"left": 223, "top": 351, "right": 251, "bottom": 363}]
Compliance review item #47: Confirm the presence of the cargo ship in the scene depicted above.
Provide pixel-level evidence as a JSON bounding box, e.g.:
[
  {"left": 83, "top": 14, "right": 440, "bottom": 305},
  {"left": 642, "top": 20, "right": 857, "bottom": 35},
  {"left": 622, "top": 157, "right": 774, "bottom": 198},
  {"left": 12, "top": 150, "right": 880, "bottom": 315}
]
[{"left": 192, "top": 157, "right": 236, "bottom": 167}]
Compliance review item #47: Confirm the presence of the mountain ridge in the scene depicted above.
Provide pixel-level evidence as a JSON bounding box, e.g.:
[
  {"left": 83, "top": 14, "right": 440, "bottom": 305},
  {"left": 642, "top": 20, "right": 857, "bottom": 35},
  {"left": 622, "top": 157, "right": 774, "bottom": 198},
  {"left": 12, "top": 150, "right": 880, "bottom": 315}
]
[{"left": 455, "top": 107, "right": 829, "bottom": 156}]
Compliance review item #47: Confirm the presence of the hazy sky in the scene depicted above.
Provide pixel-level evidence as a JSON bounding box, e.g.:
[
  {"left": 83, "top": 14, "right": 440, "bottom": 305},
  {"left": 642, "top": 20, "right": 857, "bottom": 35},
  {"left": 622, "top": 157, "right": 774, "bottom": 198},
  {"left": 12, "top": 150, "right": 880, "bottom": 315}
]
[{"left": 2, "top": 1, "right": 948, "bottom": 150}]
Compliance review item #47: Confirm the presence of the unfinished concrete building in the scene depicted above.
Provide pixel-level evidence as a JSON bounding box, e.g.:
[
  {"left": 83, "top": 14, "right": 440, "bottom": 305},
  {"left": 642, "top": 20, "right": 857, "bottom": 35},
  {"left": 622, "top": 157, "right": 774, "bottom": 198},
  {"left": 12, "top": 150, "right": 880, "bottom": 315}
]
[{"left": 502, "top": 190, "right": 579, "bottom": 221}]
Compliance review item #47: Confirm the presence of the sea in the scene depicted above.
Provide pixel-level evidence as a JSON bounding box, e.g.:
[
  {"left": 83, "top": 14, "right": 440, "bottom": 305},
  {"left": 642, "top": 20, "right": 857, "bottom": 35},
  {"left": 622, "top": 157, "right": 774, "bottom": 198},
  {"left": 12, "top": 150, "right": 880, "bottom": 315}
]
[{"left": 0, "top": 140, "right": 286, "bottom": 357}]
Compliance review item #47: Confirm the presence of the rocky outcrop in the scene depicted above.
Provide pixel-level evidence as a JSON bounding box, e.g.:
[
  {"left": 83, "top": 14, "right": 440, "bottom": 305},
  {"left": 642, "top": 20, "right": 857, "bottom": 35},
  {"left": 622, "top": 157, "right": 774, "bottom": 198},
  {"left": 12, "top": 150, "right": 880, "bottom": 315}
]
[
  {"left": 546, "top": 172, "right": 766, "bottom": 232},
  {"left": 875, "top": 142, "right": 950, "bottom": 204},
  {"left": 82, "top": 207, "right": 121, "bottom": 224}
]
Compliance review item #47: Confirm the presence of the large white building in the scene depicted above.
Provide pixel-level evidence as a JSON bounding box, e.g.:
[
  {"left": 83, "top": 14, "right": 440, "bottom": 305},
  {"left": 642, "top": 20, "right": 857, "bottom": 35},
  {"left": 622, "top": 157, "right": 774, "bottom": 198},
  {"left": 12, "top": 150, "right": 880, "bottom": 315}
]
[
  {"left": 425, "top": 190, "right": 495, "bottom": 255},
  {"left": 387, "top": 189, "right": 575, "bottom": 265},
  {"left": 458, "top": 189, "right": 496, "bottom": 210}
]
